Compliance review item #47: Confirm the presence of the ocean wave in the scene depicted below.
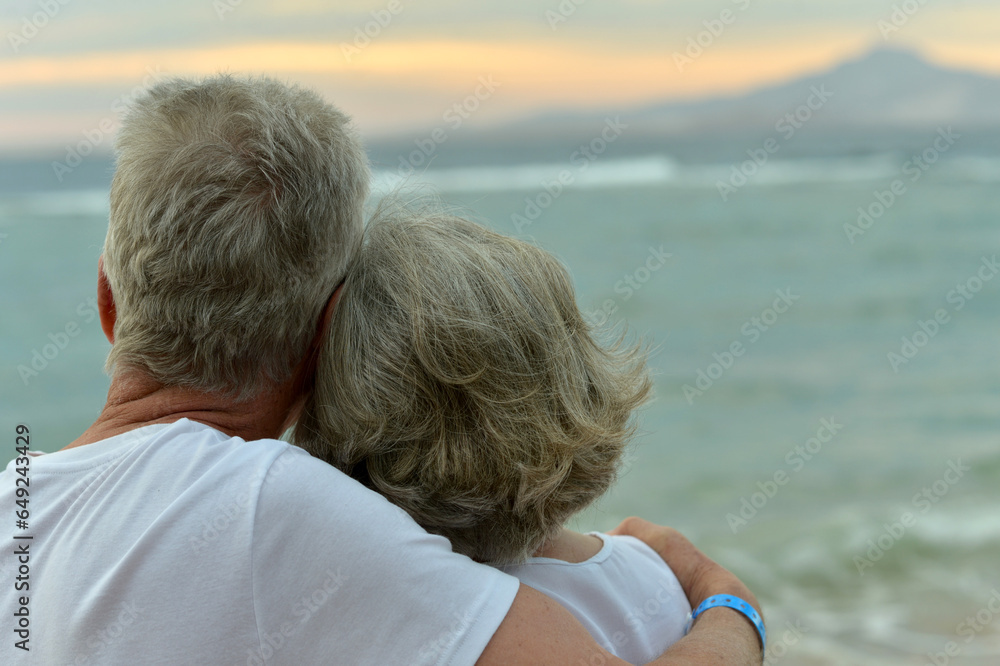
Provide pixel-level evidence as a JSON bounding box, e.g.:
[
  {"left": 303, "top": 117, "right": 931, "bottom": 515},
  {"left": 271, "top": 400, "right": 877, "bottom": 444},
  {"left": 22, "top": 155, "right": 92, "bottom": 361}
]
[
  {"left": 909, "top": 506, "right": 1000, "bottom": 547},
  {"left": 939, "top": 156, "right": 1000, "bottom": 182},
  {"left": 371, "top": 152, "right": 991, "bottom": 194},
  {"left": 5, "top": 154, "right": 1000, "bottom": 216},
  {"left": 371, "top": 155, "right": 680, "bottom": 194},
  {"left": 834, "top": 501, "right": 1000, "bottom": 555},
  {"left": 0, "top": 189, "right": 110, "bottom": 219}
]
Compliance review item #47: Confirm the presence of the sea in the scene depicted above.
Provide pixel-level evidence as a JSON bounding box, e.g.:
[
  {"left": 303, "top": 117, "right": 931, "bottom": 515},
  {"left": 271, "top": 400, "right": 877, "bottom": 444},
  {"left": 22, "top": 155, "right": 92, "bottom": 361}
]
[{"left": 2, "top": 150, "right": 999, "bottom": 665}]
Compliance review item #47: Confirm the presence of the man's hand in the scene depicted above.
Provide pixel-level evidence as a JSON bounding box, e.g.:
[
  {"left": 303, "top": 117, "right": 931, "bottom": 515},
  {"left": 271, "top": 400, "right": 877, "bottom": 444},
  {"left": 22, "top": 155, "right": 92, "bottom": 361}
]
[
  {"left": 609, "top": 517, "right": 761, "bottom": 609},
  {"left": 611, "top": 517, "right": 764, "bottom": 664},
  {"left": 478, "top": 519, "right": 765, "bottom": 665}
]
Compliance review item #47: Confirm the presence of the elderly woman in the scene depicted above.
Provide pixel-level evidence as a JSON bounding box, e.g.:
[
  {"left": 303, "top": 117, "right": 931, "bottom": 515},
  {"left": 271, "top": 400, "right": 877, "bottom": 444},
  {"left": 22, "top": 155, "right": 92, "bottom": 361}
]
[{"left": 295, "top": 209, "right": 694, "bottom": 663}]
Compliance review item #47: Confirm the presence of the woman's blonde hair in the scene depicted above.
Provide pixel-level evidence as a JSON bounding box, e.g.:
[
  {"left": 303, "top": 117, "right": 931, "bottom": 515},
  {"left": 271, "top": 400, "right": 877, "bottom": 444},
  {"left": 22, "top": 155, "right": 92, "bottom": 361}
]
[
  {"left": 103, "top": 74, "right": 369, "bottom": 398},
  {"left": 295, "top": 208, "right": 651, "bottom": 564}
]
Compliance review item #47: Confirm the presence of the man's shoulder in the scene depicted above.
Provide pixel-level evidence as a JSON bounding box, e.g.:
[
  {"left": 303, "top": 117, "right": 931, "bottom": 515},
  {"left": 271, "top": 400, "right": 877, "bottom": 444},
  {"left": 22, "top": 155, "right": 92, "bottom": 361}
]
[
  {"left": 111, "top": 419, "right": 340, "bottom": 509},
  {"left": 144, "top": 420, "right": 424, "bottom": 551},
  {"left": 125, "top": 418, "right": 292, "bottom": 480},
  {"left": 135, "top": 420, "right": 393, "bottom": 547}
]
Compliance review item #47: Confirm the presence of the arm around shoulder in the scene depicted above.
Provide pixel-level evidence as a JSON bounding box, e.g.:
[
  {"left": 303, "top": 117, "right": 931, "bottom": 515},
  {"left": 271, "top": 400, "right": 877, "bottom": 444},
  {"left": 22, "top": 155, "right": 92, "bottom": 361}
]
[
  {"left": 480, "top": 517, "right": 765, "bottom": 664},
  {"left": 610, "top": 517, "right": 764, "bottom": 665},
  {"left": 479, "top": 580, "right": 762, "bottom": 666},
  {"left": 477, "top": 583, "right": 632, "bottom": 665}
]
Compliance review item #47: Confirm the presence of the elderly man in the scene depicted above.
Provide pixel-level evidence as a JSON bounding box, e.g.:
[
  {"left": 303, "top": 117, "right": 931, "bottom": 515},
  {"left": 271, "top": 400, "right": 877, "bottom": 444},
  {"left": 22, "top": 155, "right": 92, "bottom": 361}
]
[{"left": 1, "top": 76, "right": 763, "bottom": 664}]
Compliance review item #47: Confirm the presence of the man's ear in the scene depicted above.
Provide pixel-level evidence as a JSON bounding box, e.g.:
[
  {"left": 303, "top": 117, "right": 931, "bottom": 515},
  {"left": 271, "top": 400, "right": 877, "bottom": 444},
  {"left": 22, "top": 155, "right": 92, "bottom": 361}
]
[
  {"left": 318, "top": 282, "right": 343, "bottom": 340},
  {"left": 280, "top": 283, "right": 345, "bottom": 433},
  {"left": 304, "top": 282, "right": 344, "bottom": 372},
  {"left": 292, "top": 283, "right": 345, "bottom": 387},
  {"left": 97, "top": 256, "right": 117, "bottom": 344}
]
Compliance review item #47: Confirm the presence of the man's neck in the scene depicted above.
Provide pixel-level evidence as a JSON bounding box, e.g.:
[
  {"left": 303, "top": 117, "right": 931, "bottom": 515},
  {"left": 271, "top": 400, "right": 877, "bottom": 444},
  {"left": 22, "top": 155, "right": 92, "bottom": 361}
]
[{"left": 64, "top": 369, "right": 301, "bottom": 451}]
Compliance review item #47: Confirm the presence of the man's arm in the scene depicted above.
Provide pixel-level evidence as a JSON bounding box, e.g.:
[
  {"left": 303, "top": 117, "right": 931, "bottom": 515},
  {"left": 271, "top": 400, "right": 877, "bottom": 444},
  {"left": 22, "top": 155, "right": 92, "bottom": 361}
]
[
  {"left": 477, "top": 518, "right": 763, "bottom": 666},
  {"left": 478, "top": 583, "right": 631, "bottom": 665},
  {"left": 611, "top": 517, "right": 764, "bottom": 664}
]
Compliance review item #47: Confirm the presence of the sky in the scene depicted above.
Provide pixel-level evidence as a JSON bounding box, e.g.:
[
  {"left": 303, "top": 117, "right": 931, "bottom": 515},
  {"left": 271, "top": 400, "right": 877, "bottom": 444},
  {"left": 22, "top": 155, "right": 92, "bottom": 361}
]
[{"left": 1, "top": 0, "right": 1000, "bottom": 154}]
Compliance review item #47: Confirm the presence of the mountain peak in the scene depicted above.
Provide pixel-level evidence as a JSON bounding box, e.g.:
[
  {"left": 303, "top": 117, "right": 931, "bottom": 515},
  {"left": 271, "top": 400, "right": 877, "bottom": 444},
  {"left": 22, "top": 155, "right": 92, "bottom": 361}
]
[
  {"left": 832, "top": 45, "right": 942, "bottom": 77},
  {"left": 852, "top": 45, "right": 927, "bottom": 64}
]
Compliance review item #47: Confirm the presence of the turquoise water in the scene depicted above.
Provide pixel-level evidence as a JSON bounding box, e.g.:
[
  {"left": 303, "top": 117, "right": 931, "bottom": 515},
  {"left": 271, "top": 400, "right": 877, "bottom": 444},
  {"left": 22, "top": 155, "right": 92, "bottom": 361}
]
[{"left": 2, "top": 159, "right": 999, "bottom": 663}]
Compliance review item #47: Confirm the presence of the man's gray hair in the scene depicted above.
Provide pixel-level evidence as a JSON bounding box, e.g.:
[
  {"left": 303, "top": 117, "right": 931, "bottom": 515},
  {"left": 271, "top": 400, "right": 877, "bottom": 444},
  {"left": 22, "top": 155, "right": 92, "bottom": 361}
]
[{"left": 103, "top": 74, "right": 369, "bottom": 398}]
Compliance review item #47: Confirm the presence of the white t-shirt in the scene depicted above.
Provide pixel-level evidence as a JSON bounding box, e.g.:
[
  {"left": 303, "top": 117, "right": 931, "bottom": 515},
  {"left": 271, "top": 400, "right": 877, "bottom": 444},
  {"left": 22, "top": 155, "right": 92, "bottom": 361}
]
[
  {"left": 500, "top": 533, "right": 691, "bottom": 665},
  {"left": 0, "top": 419, "right": 519, "bottom": 665}
]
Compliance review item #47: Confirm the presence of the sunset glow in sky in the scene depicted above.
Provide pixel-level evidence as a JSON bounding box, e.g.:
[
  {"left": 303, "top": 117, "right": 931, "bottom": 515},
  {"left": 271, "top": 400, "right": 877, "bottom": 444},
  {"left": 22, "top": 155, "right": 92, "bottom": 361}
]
[{"left": 1, "top": 0, "right": 999, "bottom": 153}]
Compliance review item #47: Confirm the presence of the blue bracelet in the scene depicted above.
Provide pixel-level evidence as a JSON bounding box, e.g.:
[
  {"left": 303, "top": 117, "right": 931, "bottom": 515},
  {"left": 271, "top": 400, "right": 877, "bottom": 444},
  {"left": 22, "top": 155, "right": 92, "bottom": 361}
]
[{"left": 685, "top": 594, "right": 766, "bottom": 650}]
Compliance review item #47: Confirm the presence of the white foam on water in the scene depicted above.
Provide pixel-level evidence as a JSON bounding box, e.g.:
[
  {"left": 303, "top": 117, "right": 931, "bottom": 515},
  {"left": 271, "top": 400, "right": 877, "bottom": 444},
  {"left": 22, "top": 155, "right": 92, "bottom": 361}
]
[
  {"left": 910, "top": 505, "right": 1000, "bottom": 547},
  {"left": 5, "top": 154, "right": 998, "bottom": 221},
  {"left": 0, "top": 189, "right": 110, "bottom": 219},
  {"left": 371, "top": 152, "right": 957, "bottom": 195},
  {"left": 372, "top": 155, "right": 680, "bottom": 194},
  {"left": 939, "top": 155, "right": 1000, "bottom": 182}
]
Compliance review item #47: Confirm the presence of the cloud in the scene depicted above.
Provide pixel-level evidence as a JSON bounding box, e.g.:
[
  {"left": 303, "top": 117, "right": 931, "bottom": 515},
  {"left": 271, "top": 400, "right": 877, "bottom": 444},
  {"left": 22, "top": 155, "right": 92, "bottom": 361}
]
[{"left": 2, "top": 0, "right": 1000, "bottom": 152}]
